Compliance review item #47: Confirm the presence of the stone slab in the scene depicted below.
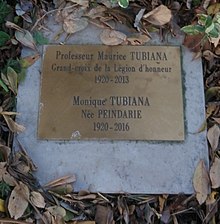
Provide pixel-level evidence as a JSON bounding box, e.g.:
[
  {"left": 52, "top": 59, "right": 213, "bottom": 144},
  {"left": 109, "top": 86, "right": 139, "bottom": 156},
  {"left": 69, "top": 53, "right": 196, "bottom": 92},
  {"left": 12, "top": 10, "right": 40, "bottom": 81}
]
[{"left": 14, "top": 17, "right": 208, "bottom": 194}]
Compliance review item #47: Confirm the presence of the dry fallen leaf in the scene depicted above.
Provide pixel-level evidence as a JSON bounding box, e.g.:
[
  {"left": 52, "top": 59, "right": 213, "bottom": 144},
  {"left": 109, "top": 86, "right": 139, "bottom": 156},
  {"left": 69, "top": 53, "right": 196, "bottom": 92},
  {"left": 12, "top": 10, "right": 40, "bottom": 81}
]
[
  {"left": 118, "top": 197, "right": 129, "bottom": 224},
  {"left": 63, "top": 18, "right": 88, "bottom": 34},
  {"left": 206, "top": 103, "right": 217, "bottom": 119},
  {"left": 2, "top": 114, "right": 25, "bottom": 133},
  {"left": 210, "top": 157, "right": 220, "bottom": 188},
  {"left": 100, "top": 29, "right": 127, "bottom": 45},
  {"left": 7, "top": 67, "right": 17, "bottom": 95},
  {"left": 207, "top": 3, "right": 220, "bottom": 15},
  {"left": 73, "top": 222, "right": 96, "bottom": 224},
  {"left": 44, "top": 175, "right": 76, "bottom": 188},
  {"left": 0, "top": 163, "right": 16, "bottom": 186},
  {"left": 85, "top": 5, "right": 106, "bottom": 19},
  {"left": 76, "top": 222, "right": 96, "bottom": 224},
  {"left": 15, "top": 30, "right": 36, "bottom": 50},
  {"left": 20, "top": 54, "right": 40, "bottom": 68},
  {"left": 0, "top": 144, "right": 11, "bottom": 161},
  {"left": 68, "top": 0, "right": 89, "bottom": 7},
  {"left": 143, "top": 5, "right": 172, "bottom": 26},
  {"left": 213, "top": 117, "right": 220, "bottom": 124},
  {"left": 193, "top": 160, "right": 210, "bottom": 205},
  {"left": 127, "top": 34, "right": 150, "bottom": 45},
  {"left": 183, "top": 34, "right": 204, "bottom": 53},
  {"left": 30, "top": 191, "right": 46, "bottom": 208},
  {"left": 202, "top": 50, "right": 216, "bottom": 61},
  {"left": 159, "top": 194, "right": 168, "bottom": 213},
  {"left": 47, "top": 206, "right": 66, "bottom": 217},
  {"left": 3, "top": 170, "right": 16, "bottom": 186},
  {"left": 210, "top": 36, "right": 220, "bottom": 48},
  {"left": 206, "top": 191, "right": 218, "bottom": 205},
  {"left": 8, "top": 182, "right": 30, "bottom": 219},
  {"left": 207, "top": 124, "right": 220, "bottom": 151},
  {"left": 95, "top": 205, "right": 115, "bottom": 224}
]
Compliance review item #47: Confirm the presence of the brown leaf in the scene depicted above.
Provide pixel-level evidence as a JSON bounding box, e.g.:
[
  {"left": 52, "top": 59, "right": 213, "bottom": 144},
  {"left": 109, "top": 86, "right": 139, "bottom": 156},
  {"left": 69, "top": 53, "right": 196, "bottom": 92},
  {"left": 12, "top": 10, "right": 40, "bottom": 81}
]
[
  {"left": 85, "top": 5, "right": 106, "bottom": 19},
  {"left": 215, "top": 45, "right": 220, "bottom": 55},
  {"left": 100, "top": 29, "right": 126, "bottom": 45},
  {"left": 193, "top": 160, "right": 210, "bottom": 205},
  {"left": 117, "top": 197, "right": 129, "bottom": 224},
  {"left": 73, "top": 222, "right": 96, "bottom": 224},
  {"left": 3, "top": 170, "right": 16, "bottom": 186},
  {"left": 75, "top": 194, "right": 97, "bottom": 200},
  {"left": 143, "top": 5, "right": 172, "bottom": 26},
  {"left": 68, "top": 0, "right": 89, "bottom": 7},
  {"left": 63, "top": 18, "right": 88, "bottom": 34},
  {"left": 0, "top": 165, "right": 15, "bottom": 186},
  {"left": 207, "top": 3, "right": 220, "bottom": 15},
  {"left": 47, "top": 206, "right": 66, "bottom": 217},
  {"left": 20, "top": 54, "right": 40, "bottom": 68},
  {"left": 206, "top": 191, "right": 217, "bottom": 205},
  {"left": 207, "top": 124, "right": 220, "bottom": 151},
  {"left": 202, "top": 50, "right": 215, "bottom": 61},
  {"left": 127, "top": 34, "right": 150, "bottom": 45},
  {"left": 213, "top": 117, "right": 220, "bottom": 124},
  {"left": 30, "top": 191, "right": 46, "bottom": 208},
  {"left": 2, "top": 115, "right": 25, "bottom": 133},
  {"left": 8, "top": 182, "right": 30, "bottom": 219},
  {"left": 15, "top": 30, "right": 36, "bottom": 50},
  {"left": 210, "top": 157, "right": 220, "bottom": 188},
  {"left": 44, "top": 175, "right": 76, "bottom": 188},
  {"left": 95, "top": 205, "right": 115, "bottom": 224},
  {"left": 210, "top": 36, "right": 220, "bottom": 48},
  {"left": 183, "top": 34, "right": 203, "bottom": 52},
  {"left": 206, "top": 103, "right": 217, "bottom": 119},
  {"left": 0, "top": 144, "right": 11, "bottom": 161},
  {"left": 159, "top": 194, "right": 168, "bottom": 213}
]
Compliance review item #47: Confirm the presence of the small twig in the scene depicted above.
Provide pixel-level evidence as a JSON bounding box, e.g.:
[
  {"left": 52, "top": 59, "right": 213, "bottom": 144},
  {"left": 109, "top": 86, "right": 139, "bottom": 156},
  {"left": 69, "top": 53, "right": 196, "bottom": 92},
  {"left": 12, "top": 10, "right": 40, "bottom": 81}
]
[
  {"left": 171, "top": 207, "right": 194, "bottom": 216},
  {"left": 31, "top": 4, "right": 76, "bottom": 31},
  {"left": 97, "top": 192, "right": 110, "bottom": 203},
  {"left": 0, "top": 218, "right": 32, "bottom": 224},
  {"left": 202, "top": 197, "right": 220, "bottom": 223}
]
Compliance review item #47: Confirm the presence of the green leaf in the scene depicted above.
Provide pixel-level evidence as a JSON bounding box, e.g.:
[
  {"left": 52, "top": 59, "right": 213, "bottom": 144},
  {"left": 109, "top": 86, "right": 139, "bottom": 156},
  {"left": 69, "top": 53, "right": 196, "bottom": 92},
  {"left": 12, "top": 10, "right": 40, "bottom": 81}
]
[
  {"left": 0, "top": 78, "right": 9, "bottom": 92},
  {"left": 205, "top": 15, "right": 213, "bottom": 27},
  {"left": 207, "top": 23, "right": 220, "bottom": 38},
  {"left": 181, "top": 25, "right": 201, "bottom": 35},
  {"left": 0, "top": 31, "right": 10, "bottom": 47},
  {"left": 198, "top": 14, "right": 208, "bottom": 26},
  {"left": 6, "top": 59, "right": 21, "bottom": 74},
  {"left": 7, "top": 67, "right": 18, "bottom": 95},
  {"left": 33, "top": 31, "right": 49, "bottom": 45},
  {"left": 194, "top": 25, "right": 205, "bottom": 33},
  {"left": 205, "top": 87, "right": 220, "bottom": 102},
  {"left": 18, "top": 68, "right": 26, "bottom": 83},
  {"left": 0, "top": 0, "right": 11, "bottom": 24},
  {"left": 118, "top": 0, "right": 129, "bottom": 8},
  {"left": 64, "top": 210, "right": 75, "bottom": 222}
]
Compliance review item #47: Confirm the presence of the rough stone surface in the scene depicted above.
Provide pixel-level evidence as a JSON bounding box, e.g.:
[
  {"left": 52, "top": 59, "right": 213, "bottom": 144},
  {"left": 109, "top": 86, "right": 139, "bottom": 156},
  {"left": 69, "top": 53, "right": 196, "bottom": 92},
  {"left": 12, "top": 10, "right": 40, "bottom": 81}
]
[{"left": 14, "top": 17, "right": 208, "bottom": 193}]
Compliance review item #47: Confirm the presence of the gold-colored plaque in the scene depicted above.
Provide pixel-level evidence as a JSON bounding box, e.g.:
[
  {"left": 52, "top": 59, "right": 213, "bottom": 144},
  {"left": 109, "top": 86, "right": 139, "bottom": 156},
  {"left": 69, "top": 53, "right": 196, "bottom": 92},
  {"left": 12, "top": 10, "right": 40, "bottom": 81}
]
[{"left": 38, "top": 45, "right": 184, "bottom": 140}]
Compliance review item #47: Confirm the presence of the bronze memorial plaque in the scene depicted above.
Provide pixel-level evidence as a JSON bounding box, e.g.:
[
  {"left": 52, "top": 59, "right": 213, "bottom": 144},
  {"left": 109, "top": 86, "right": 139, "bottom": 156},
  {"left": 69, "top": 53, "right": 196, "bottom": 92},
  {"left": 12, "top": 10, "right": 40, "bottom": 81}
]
[{"left": 38, "top": 45, "right": 184, "bottom": 140}]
